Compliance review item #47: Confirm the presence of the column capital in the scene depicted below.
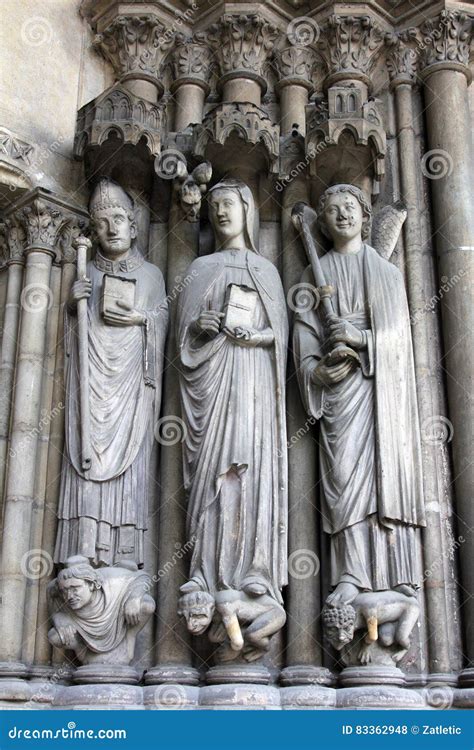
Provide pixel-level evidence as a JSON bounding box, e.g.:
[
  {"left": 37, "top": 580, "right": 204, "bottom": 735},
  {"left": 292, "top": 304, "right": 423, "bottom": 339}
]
[
  {"left": 418, "top": 10, "right": 473, "bottom": 84},
  {"left": 317, "top": 14, "right": 386, "bottom": 90},
  {"left": 93, "top": 13, "right": 173, "bottom": 95},
  {"left": 169, "top": 33, "right": 213, "bottom": 94},
  {"left": 206, "top": 13, "right": 280, "bottom": 94},
  {"left": 385, "top": 29, "right": 419, "bottom": 88},
  {"left": 4, "top": 189, "right": 89, "bottom": 261},
  {"left": 273, "top": 42, "right": 319, "bottom": 92}
]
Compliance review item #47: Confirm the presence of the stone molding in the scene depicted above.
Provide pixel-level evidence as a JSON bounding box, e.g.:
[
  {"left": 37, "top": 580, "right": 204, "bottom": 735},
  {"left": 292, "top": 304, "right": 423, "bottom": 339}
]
[{"left": 74, "top": 83, "right": 165, "bottom": 159}]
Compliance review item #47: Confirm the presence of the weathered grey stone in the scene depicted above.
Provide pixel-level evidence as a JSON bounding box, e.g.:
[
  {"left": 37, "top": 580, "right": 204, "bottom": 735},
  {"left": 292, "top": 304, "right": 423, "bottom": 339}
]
[
  {"left": 337, "top": 686, "right": 425, "bottom": 709},
  {"left": 199, "top": 684, "right": 281, "bottom": 709},
  {"left": 143, "top": 684, "right": 200, "bottom": 709},
  {"left": 280, "top": 686, "right": 337, "bottom": 709},
  {"left": 52, "top": 684, "right": 144, "bottom": 709}
]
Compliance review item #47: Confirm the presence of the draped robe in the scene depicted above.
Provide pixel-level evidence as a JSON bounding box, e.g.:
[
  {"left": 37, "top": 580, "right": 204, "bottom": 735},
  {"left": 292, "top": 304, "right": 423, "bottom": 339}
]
[
  {"left": 177, "top": 249, "right": 288, "bottom": 603},
  {"left": 293, "top": 244, "right": 425, "bottom": 591},
  {"left": 54, "top": 249, "right": 168, "bottom": 567}
]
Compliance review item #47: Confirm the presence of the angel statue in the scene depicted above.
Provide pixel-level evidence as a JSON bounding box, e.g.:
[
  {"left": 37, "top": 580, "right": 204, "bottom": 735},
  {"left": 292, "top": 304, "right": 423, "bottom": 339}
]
[
  {"left": 292, "top": 184, "right": 425, "bottom": 667},
  {"left": 176, "top": 178, "right": 288, "bottom": 663}
]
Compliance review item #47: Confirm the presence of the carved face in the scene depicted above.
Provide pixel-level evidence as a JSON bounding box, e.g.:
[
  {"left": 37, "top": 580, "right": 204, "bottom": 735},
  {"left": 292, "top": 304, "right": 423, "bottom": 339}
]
[
  {"left": 323, "top": 191, "right": 363, "bottom": 244},
  {"left": 325, "top": 624, "right": 355, "bottom": 651},
  {"left": 183, "top": 604, "right": 214, "bottom": 635},
  {"left": 93, "top": 206, "right": 136, "bottom": 257},
  {"left": 59, "top": 577, "right": 95, "bottom": 610},
  {"left": 208, "top": 189, "right": 246, "bottom": 246}
]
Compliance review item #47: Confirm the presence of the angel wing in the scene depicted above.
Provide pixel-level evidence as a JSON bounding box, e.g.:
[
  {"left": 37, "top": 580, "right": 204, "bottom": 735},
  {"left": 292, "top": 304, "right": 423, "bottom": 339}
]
[{"left": 371, "top": 202, "right": 407, "bottom": 260}]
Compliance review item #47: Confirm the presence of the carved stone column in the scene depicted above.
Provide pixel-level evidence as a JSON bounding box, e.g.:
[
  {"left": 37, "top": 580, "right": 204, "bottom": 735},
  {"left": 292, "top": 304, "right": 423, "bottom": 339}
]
[
  {"left": 418, "top": 11, "right": 474, "bottom": 694},
  {"left": 0, "top": 191, "right": 88, "bottom": 677},
  {"left": 207, "top": 14, "right": 279, "bottom": 105},
  {"left": 33, "top": 238, "right": 78, "bottom": 669},
  {"left": 170, "top": 34, "right": 212, "bottom": 131},
  {"left": 274, "top": 41, "right": 317, "bottom": 135},
  {"left": 93, "top": 13, "right": 172, "bottom": 103},
  {"left": 144, "top": 196, "right": 200, "bottom": 692},
  {"left": 279, "top": 176, "right": 335, "bottom": 703},
  {"left": 387, "top": 30, "right": 460, "bottom": 683},
  {"left": 0, "top": 221, "right": 25, "bottom": 513}
]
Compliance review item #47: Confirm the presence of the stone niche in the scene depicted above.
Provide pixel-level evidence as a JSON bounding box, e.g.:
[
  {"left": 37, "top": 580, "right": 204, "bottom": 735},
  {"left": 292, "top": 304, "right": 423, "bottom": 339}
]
[{"left": 0, "top": 0, "right": 472, "bottom": 711}]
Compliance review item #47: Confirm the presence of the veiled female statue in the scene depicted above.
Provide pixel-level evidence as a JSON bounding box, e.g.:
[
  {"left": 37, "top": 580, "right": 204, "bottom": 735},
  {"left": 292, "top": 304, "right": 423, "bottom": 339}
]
[{"left": 176, "top": 179, "right": 288, "bottom": 660}]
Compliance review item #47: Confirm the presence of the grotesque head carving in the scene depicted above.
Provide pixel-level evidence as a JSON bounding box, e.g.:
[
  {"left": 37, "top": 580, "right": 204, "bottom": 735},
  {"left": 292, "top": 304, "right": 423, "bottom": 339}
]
[
  {"left": 178, "top": 590, "right": 215, "bottom": 635},
  {"left": 57, "top": 555, "right": 102, "bottom": 611},
  {"left": 322, "top": 602, "right": 357, "bottom": 651}
]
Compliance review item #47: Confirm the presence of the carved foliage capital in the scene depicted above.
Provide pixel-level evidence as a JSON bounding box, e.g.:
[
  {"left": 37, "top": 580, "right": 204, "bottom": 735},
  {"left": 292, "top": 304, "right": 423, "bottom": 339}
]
[
  {"left": 273, "top": 45, "right": 318, "bottom": 85},
  {"left": 94, "top": 14, "right": 172, "bottom": 81},
  {"left": 419, "top": 11, "right": 473, "bottom": 72},
  {"left": 170, "top": 33, "right": 213, "bottom": 83},
  {"left": 318, "top": 15, "right": 385, "bottom": 80},
  {"left": 206, "top": 14, "right": 280, "bottom": 80},
  {"left": 385, "top": 29, "right": 419, "bottom": 84}
]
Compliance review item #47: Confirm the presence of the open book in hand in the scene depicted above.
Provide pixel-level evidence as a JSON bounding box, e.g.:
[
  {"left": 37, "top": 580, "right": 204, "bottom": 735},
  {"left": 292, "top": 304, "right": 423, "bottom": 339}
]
[{"left": 223, "top": 284, "right": 258, "bottom": 332}]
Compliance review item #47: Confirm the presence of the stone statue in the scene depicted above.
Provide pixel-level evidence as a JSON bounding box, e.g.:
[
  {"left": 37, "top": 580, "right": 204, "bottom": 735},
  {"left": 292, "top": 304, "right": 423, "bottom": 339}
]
[
  {"left": 176, "top": 178, "right": 288, "bottom": 661},
  {"left": 48, "top": 556, "right": 155, "bottom": 668},
  {"left": 54, "top": 178, "right": 168, "bottom": 568},
  {"left": 322, "top": 590, "right": 420, "bottom": 667},
  {"left": 292, "top": 184, "right": 425, "bottom": 664},
  {"left": 178, "top": 589, "right": 286, "bottom": 664}
]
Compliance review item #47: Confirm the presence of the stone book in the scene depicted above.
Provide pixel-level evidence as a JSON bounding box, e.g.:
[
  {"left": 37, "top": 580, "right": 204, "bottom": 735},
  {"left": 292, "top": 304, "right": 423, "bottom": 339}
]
[
  {"left": 223, "top": 283, "right": 258, "bottom": 330},
  {"left": 100, "top": 274, "right": 136, "bottom": 320}
]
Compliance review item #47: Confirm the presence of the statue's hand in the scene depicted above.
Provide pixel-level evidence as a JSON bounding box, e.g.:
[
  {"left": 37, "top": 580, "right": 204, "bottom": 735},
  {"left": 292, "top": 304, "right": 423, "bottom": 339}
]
[
  {"left": 124, "top": 597, "right": 142, "bottom": 627},
  {"left": 312, "top": 359, "right": 355, "bottom": 385},
  {"left": 326, "top": 316, "right": 365, "bottom": 350},
  {"left": 56, "top": 624, "right": 77, "bottom": 648},
  {"left": 192, "top": 310, "right": 224, "bottom": 338},
  {"left": 104, "top": 300, "right": 146, "bottom": 327},
  {"left": 68, "top": 278, "right": 92, "bottom": 310},
  {"left": 224, "top": 326, "right": 269, "bottom": 347}
]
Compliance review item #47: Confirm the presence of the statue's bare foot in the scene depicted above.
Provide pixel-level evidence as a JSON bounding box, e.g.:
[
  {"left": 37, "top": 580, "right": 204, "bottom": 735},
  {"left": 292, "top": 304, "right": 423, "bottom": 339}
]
[
  {"left": 180, "top": 579, "right": 201, "bottom": 594},
  {"left": 326, "top": 582, "right": 359, "bottom": 607},
  {"left": 243, "top": 581, "right": 267, "bottom": 597},
  {"left": 358, "top": 643, "right": 372, "bottom": 665},
  {"left": 392, "top": 648, "right": 407, "bottom": 664},
  {"left": 394, "top": 584, "right": 416, "bottom": 598},
  {"left": 215, "top": 643, "right": 240, "bottom": 663},
  {"left": 243, "top": 645, "right": 264, "bottom": 662}
]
